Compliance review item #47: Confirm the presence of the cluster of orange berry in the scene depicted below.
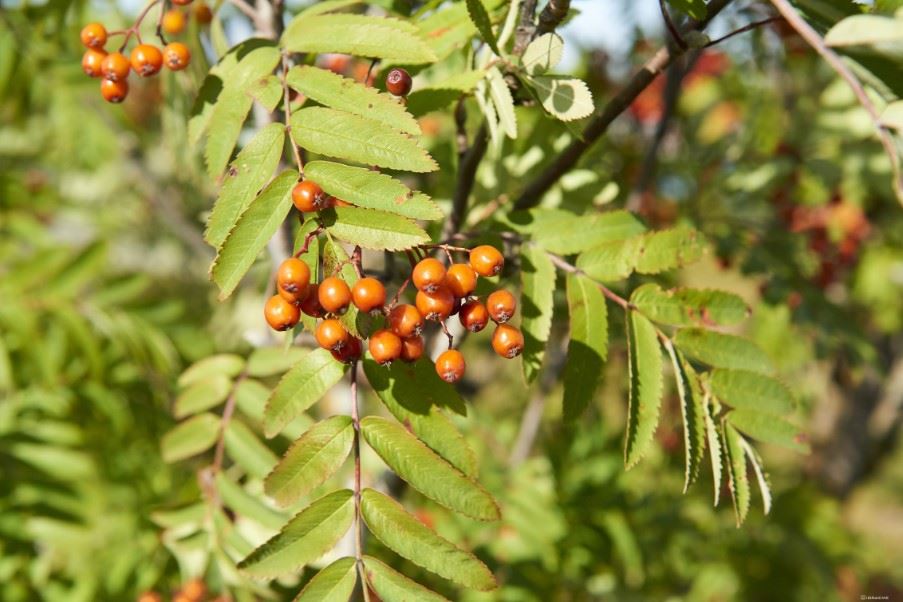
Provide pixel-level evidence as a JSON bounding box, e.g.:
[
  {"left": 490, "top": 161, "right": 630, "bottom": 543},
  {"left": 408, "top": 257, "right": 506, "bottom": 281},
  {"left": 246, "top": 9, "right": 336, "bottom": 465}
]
[
  {"left": 79, "top": 0, "right": 203, "bottom": 103},
  {"left": 264, "top": 184, "right": 523, "bottom": 383},
  {"left": 137, "top": 577, "right": 218, "bottom": 602}
]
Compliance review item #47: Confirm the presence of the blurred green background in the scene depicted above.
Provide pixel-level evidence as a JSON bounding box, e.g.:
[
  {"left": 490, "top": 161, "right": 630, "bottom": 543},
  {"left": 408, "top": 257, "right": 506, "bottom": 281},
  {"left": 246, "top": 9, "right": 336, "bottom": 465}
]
[{"left": 2, "top": 1, "right": 903, "bottom": 600}]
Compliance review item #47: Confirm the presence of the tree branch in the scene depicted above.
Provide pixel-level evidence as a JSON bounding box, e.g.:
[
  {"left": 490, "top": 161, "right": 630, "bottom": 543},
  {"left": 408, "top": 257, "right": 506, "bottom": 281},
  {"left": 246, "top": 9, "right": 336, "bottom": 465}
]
[
  {"left": 704, "top": 16, "right": 782, "bottom": 48},
  {"left": 440, "top": 122, "right": 489, "bottom": 243},
  {"left": 536, "top": 0, "right": 571, "bottom": 37},
  {"left": 514, "top": 0, "right": 539, "bottom": 55},
  {"left": 349, "top": 362, "right": 372, "bottom": 602},
  {"left": 658, "top": 0, "right": 687, "bottom": 50},
  {"left": 513, "top": 0, "right": 734, "bottom": 210}
]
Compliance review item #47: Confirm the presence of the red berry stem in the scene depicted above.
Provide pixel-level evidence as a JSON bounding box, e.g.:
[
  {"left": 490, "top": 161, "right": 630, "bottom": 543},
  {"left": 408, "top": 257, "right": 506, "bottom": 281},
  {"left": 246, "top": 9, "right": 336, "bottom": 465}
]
[
  {"left": 116, "top": 0, "right": 163, "bottom": 52},
  {"left": 293, "top": 225, "right": 323, "bottom": 258},
  {"left": 351, "top": 245, "right": 364, "bottom": 279},
  {"left": 281, "top": 52, "right": 305, "bottom": 173},
  {"left": 386, "top": 277, "right": 410, "bottom": 311},
  {"left": 439, "top": 319, "right": 454, "bottom": 350}
]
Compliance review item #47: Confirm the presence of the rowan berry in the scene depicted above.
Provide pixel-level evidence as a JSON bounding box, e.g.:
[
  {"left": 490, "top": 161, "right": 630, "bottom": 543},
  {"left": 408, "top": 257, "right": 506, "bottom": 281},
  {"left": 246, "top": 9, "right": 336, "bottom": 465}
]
[
  {"left": 100, "top": 78, "right": 129, "bottom": 103},
  {"left": 264, "top": 295, "right": 300, "bottom": 331},
  {"left": 386, "top": 67, "right": 412, "bottom": 97},
  {"left": 131, "top": 44, "right": 163, "bottom": 77},
  {"left": 101, "top": 52, "right": 131, "bottom": 82},
  {"left": 162, "top": 9, "right": 187, "bottom": 34},
  {"left": 80, "top": 23, "right": 107, "bottom": 49},
  {"left": 163, "top": 42, "right": 191, "bottom": 71},
  {"left": 179, "top": 579, "right": 206, "bottom": 601},
  {"left": 369, "top": 329, "right": 402, "bottom": 365},
  {"left": 412, "top": 257, "right": 446, "bottom": 293},
  {"left": 492, "top": 324, "right": 524, "bottom": 358},
  {"left": 469, "top": 245, "right": 504, "bottom": 277},
  {"left": 415, "top": 286, "right": 455, "bottom": 321},
  {"left": 400, "top": 334, "right": 424, "bottom": 363},
  {"left": 445, "top": 263, "right": 477, "bottom": 298},
  {"left": 435, "top": 349, "right": 465, "bottom": 383},
  {"left": 172, "top": 0, "right": 194, "bottom": 5},
  {"left": 276, "top": 257, "right": 310, "bottom": 304},
  {"left": 331, "top": 336, "right": 362, "bottom": 363},
  {"left": 292, "top": 180, "right": 330, "bottom": 212},
  {"left": 352, "top": 277, "right": 386, "bottom": 313},
  {"left": 82, "top": 48, "right": 107, "bottom": 78},
  {"left": 137, "top": 592, "right": 163, "bottom": 602},
  {"left": 300, "top": 283, "right": 324, "bottom": 317},
  {"left": 319, "top": 276, "right": 352, "bottom": 314},
  {"left": 194, "top": 2, "right": 213, "bottom": 23},
  {"left": 316, "top": 318, "right": 350, "bottom": 351},
  {"left": 486, "top": 289, "right": 517, "bottom": 323},
  {"left": 459, "top": 300, "right": 489, "bottom": 332},
  {"left": 387, "top": 304, "right": 424, "bottom": 338}
]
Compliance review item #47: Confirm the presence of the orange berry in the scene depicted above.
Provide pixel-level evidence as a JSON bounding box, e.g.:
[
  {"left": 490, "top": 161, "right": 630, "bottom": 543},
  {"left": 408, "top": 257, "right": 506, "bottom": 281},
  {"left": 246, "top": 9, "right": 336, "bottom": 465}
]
[
  {"left": 100, "top": 52, "right": 130, "bottom": 82},
  {"left": 80, "top": 22, "right": 107, "bottom": 49},
  {"left": 292, "top": 180, "right": 331, "bottom": 212},
  {"left": 332, "top": 336, "right": 362, "bottom": 363},
  {"left": 137, "top": 592, "right": 163, "bottom": 602},
  {"left": 387, "top": 304, "right": 424, "bottom": 338},
  {"left": 82, "top": 48, "right": 107, "bottom": 78},
  {"left": 300, "top": 282, "right": 324, "bottom": 317},
  {"left": 180, "top": 579, "right": 206, "bottom": 601},
  {"left": 469, "top": 245, "right": 504, "bottom": 277},
  {"left": 369, "top": 329, "right": 402, "bottom": 365},
  {"left": 351, "top": 277, "right": 386, "bottom": 313},
  {"left": 492, "top": 324, "right": 524, "bottom": 358},
  {"left": 264, "top": 295, "right": 300, "bottom": 331},
  {"left": 316, "top": 318, "right": 350, "bottom": 351},
  {"left": 194, "top": 2, "right": 213, "bottom": 23},
  {"left": 400, "top": 335, "right": 424, "bottom": 363},
  {"left": 415, "top": 287, "right": 455, "bottom": 321},
  {"left": 486, "top": 289, "right": 517, "bottom": 323},
  {"left": 318, "top": 276, "right": 352, "bottom": 314},
  {"left": 276, "top": 258, "right": 310, "bottom": 304},
  {"left": 130, "top": 44, "right": 163, "bottom": 77},
  {"left": 459, "top": 300, "right": 489, "bottom": 332},
  {"left": 386, "top": 67, "right": 413, "bottom": 97},
  {"left": 445, "top": 263, "right": 477, "bottom": 298},
  {"left": 100, "top": 78, "right": 129, "bottom": 103},
  {"left": 163, "top": 42, "right": 191, "bottom": 71},
  {"left": 172, "top": 0, "right": 194, "bottom": 5},
  {"left": 435, "top": 349, "right": 465, "bottom": 383},
  {"left": 412, "top": 257, "right": 446, "bottom": 293},
  {"left": 162, "top": 9, "right": 187, "bottom": 34}
]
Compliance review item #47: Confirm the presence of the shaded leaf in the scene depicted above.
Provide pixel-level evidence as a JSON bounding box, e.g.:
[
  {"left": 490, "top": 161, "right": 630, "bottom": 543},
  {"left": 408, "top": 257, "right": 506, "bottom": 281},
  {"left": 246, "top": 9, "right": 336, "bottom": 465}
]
[
  {"left": 224, "top": 418, "right": 279, "bottom": 479},
  {"left": 667, "top": 0, "right": 706, "bottom": 19},
  {"left": 703, "top": 392, "right": 723, "bottom": 507},
  {"left": 465, "top": 0, "right": 500, "bottom": 55},
  {"left": 576, "top": 237, "right": 643, "bottom": 282},
  {"left": 363, "top": 555, "right": 450, "bottom": 602},
  {"left": 880, "top": 100, "right": 903, "bottom": 129},
  {"left": 624, "top": 311, "right": 663, "bottom": 468},
  {"left": 722, "top": 423, "right": 750, "bottom": 526},
  {"left": 295, "top": 557, "right": 357, "bottom": 602},
  {"left": 406, "top": 70, "right": 486, "bottom": 117},
  {"left": 487, "top": 66, "right": 517, "bottom": 138},
  {"left": 631, "top": 284, "right": 749, "bottom": 328},
  {"left": 322, "top": 207, "right": 430, "bottom": 251},
  {"left": 635, "top": 227, "right": 706, "bottom": 274},
  {"left": 216, "top": 472, "right": 286, "bottom": 530},
  {"left": 161, "top": 413, "right": 221, "bottom": 463},
  {"left": 663, "top": 341, "right": 706, "bottom": 492},
  {"left": 562, "top": 274, "right": 608, "bottom": 421},
  {"left": 520, "top": 245, "right": 556, "bottom": 383},
  {"left": 674, "top": 328, "right": 774, "bottom": 374},
  {"left": 726, "top": 409, "right": 810, "bottom": 453},
  {"left": 179, "top": 354, "right": 245, "bottom": 387},
  {"left": 521, "top": 33, "right": 564, "bottom": 75},
  {"left": 825, "top": 14, "right": 903, "bottom": 47},
  {"left": 709, "top": 369, "right": 794, "bottom": 415},
  {"left": 533, "top": 210, "right": 645, "bottom": 255},
  {"left": 174, "top": 374, "right": 233, "bottom": 418},
  {"left": 247, "top": 347, "right": 309, "bottom": 377},
  {"left": 264, "top": 348, "right": 347, "bottom": 438},
  {"left": 528, "top": 75, "right": 594, "bottom": 121}
]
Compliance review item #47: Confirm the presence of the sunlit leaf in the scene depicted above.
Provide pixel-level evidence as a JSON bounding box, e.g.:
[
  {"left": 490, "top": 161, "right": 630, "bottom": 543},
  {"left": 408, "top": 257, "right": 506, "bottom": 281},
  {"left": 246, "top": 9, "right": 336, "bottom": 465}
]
[
  {"left": 521, "top": 33, "right": 564, "bottom": 75},
  {"left": 295, "top": 557, "right": 357, "bottom": 602},
  {"left": 264, "top": 348, "right": 347, "bottom": 438},
  {"left": 322, "top": 207, "right": 430, "bottom": 251},
  {"left": 631, "top": 284, "right": 749, "bottom": 327},
  {"left": 562, "top": 274, "right": 608, "bottom": 421},
  {"left": 363, "top": 555, "right": 450, "bottom": 602},
  {"left": 674, "top": 328, "right": 774, "bottom": 374},
  {"left": 520, "top": 245, "right": 556, "bottom": 383},
  {"left": 709, "top": 369, "right": 794, "bottom": 415}
]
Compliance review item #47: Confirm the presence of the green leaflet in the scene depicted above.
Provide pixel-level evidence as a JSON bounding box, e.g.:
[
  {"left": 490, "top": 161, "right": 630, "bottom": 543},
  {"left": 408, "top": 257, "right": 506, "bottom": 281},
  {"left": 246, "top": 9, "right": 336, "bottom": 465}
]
[
  {"left": 526, "top": 75, "right": 595, "bottom": 122},
  {"left": 667, "top": 0, "right": 707, "bottom": 19},
  {"left": 726, "top": 409, "right": 810, "bottom": 453},
  {"left": 263, "top": 348, "right": 347, "bottom": 438},
  {"left": 663, "top": 341, "right": 706, "bottom": 492},
  {"left": 722, "top": 423, "right": 751, "bottom": 526},
  {"left": 264, "top": 416, "right": 354, "bottom": 507},
  {"left": 630, "top": 284, "right": 750, "bottom": 328},
  {"left": 362, "top": 357, "right": 475, "bottom": 476},
  {"left": 624, "top": 311, "right": 664, "bottom": 468},
  {"left": 521, "top": 33, "right": 564, "bottom": 76},
  {"left": 703, "top": 393, "right": 724, "bottom": 507},
  {"left": 487, "top": 66, "right": 517, "bottom": 139},
  {"left": 285, "top": 66, "right": 421, "bottom": 136},
  {"left": 674, "top": 328, "right": 774, "bottom": 374},
  {"left": 576, "top": 237, "right": 644, "bottom": 282},
  {"left": 418, "top": 1, "right": 481, "bottom": 62},
  {"left": 363, "top": 555, "right": 450, "bottom": 602},
  {"left": 406, "top": 70, "right": 486, "bottom": 117},
  {"left": 215, "top": 472, "right": 286, "bottom": 530},
  {"left": 360, "top": 416, "right": 499, "bottom": 521},
  {"left": 281, "top": 14, "right": 437, "bottom": 64},
  {"left": 248, "top": 74, "right": 282, "bottom": 112},
  {"left": 296, "top": 0, "right": 364, "bottom": 18},
  {"left": 520, "top": 245, "right": 556, "bottom": 383},
  {"left": 709, "top": 369, "right": 795, "bottom": 416},
  {"left": 360, "top": 489, "right": 497, "bottom": 591},
  {"left": 210, "top": 170, "right": 296, "bottom": 300},
  {"left": 205, "top": 123, "right": 286, "bottom": 249},
  {"left": 532, "top": 210, "right": 645, "bottom": 255},
  {"left": 464, "top": 0, "right": 500, "bottom": 55},
  {"left": 290, "top": 107, "right": 437, "bottom": 173},
  {"left": 235, "top": 378, "right": 314, "bottom": 442},
  {"left": 178, "top": 353, "right": 245, "bottom": 387},
  {"left": 294, "top": 557, "right": 357, "bottom": 602},
  {"left": 173, "top": 374, "right": 232, "bottom": 418},
  {"left": 321, "top": 238, "right": 374, "bottom": 340},
  {"left": 635, "top": 227, "right": 706, "bottom": 274},
  {"left": 562, "top": 274, "right": 608, "bottom": 421},
  {"left": 303, "top": 161, "right": 442, "bottom": 221},
  {"left": 161, "top": 413, "right": 220, "bottom": 463},
  {"left": 224, "top": 419, "right": 279, "bottom": 479},
  {"left": 246, "top": 347, "right": 308, "bottom": 377},
  {"left": 322, "top": 207, "right": 431, "bottom": 251},
  {"left": 238, "top": 489, "right": 354, "bottom": 578}
]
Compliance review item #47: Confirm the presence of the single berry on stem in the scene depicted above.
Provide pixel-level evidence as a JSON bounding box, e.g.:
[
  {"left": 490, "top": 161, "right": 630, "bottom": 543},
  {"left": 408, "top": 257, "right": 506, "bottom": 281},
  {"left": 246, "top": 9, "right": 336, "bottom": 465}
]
[
  {"left": 486, "top": 289, "right": 517, "bottom": 323},
  {"left": 352, "top": 277, "right": 386, "bottom": 313},
  {"left": 435, "top": 349, "right": 465, "bottom": 383},
  {"left": 492, "top": 323, "right": 524, "bottom": 358},
  {"left": 172, "top": 0, "right": 194, "bottom": 5},
  {"left": 386, "top": 67, "right": 413, "bottom": 97},
  {"left": 469, "top": 244, "right": 504, "bottom": 277},
  {"left": 162, "top": 9, "right": 187, "bottom": 34},
  {"left": 412, "top": 257, "right": 446, "bottom": 293},
  {"left": 400, "top": 335, "right": 424, "bottom": 363},
  {"left": 101, "top": 52, "right": 131, "bottom": 82},
  {"left": 445, "top": 263, "right": 477, "bottom": 297},
  {"left": 459, "top": 300, "right": 489, "bottom": 332},
  {"left": 319, "top": 276, "right": 352, "bottom": 314},
  {"left": 316, "top": 318, "right": 350, "bottom": 351},
  {"left": 369, "top": 329, "right": 403, "bottom": 365},
  {"left": 163, "top": 42, "right": 191, "bottom": 71},
  {"left": 292, "top": 180, "right": 331, "bottom": 213},
  {"left": 82, "top": 49, "right": 107, "bottom": 78},
  {"left": 100, "top": 78, "right": 129, "bottom": 103},
  {"left": 131, "top": 44, "right": 164, "bottom": 77},
  {"left": 416, "top": 286, "right": 455, "bottom": 321},
  {"left": 276, "top": 258, "right": 310, "bottom": 304},
  {"left": 388, "top": 304, "right": 424, "bottom": 338},
  {"left": 332, "top": 337, "right": 362, "bottom": 363},
  {"left": 194, "top": 2, "right": 213, "bottom": 23},
  {"left": 300, "top": 283, "right": 325, "bottom": 317},
  {"left": 80, "top": 23, "right": 107, "bottom": 49},
  {"left": 264, "top": 295, "right": 301, "bottom": 331}
]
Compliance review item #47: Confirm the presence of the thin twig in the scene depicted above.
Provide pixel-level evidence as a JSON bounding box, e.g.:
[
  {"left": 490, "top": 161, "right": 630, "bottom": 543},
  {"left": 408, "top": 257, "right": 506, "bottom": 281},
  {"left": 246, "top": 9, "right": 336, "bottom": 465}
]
[
  {"left": 704, "top": 16, "right": 783, "bottom": 47},
  {"left": 116, "top": 0, "right": 162, "bottom": 52},
  {"left": 768, "top": 0, "right": 903, "bottom": 204},
  {"left": 349, "top": 363, "right": 372, "bottom": 602},
  {"left": 658, "top": 0, "right": 687, "bottom": 49},
  {"left": 155, "top": 0, "right": 167, "bottom": 46},
  {"left": 536, "top": 0, "right": 571, "bottom": 37},
  {"left": 281, "top": 53, "right": 304, "bottom": 173},
  {"left": 441, "top": 123, "right": 489, "bottom": 243},
  {"left": 514, "top": 0, "right": 539, "bottom": 55},
  {"left": 544, "top": 251, "right": 631, "bottom": 310},
  {"left": 212, "top": 374, "right": 246, "bottom": 474}
]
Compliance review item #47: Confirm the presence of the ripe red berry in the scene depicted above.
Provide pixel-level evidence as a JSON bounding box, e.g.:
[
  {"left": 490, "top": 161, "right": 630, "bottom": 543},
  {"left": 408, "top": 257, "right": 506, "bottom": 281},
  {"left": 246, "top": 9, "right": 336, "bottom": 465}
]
[
  {"left": 163, "top": 42, "right": 191, "bottom": 71},
  {"left": 445, "top": 263, "right": 477, "bottom": 298},
  {"left": 459, "top": 300, "right": 489, "bottom": 332},
  {"left": 388, "top": 304, "right": 424, "bottom": 338},
  {"left": 416, "top": 287, "right": 455, "bottom": 321},
  {"left": 172, "top": 0, "right": 194, "bottom": 5},
  {"left": 316, "top": 318, "right": 350, "bottom": 351},
  {"left": 386, "top": 67, "right": 412, "bottom": 97},
  {"left": 101, "top": 52, "right": 131, "bottom": 82},
  {"left": 319, "top": 276, "right": 352, "bottom": 314},
  {"left": 412, "top": 257, "right": 446, "bottom": 293},
  {"left": 130, "top": 44, "right": 163, "bottom": 77},
  {"left": 100, "top": 78, "right": 129, "bottom": 103},
  {"left": 194, "top": 2, "right": 213, "bottom": 23},
  {"left": 300, "top": 283, "right": 324, "bottom": 317},
  {"left": 469, "top": 245, "right": 504, "bottom": 277},
  {"left": 369, "top": 329, "right": 402, "bottom": 365},
  {"left": 292, "top": 180, "right": 331, "bottom": 213},
  {"left": 82, "top": 49, "right": 107, "bottom": 78},
  {"left": 276, "top": 258, "right": 310, "bottom": 304},
  {"left": 492, "top": 324, "right": 524, "bottom": 358},
  {"left": 435, "top": 349, "right": 465, "bottom": 383},
  {"left": 162, "top": 9, "right": 187, "bottom": 34},
  {"left": 331, "top": 336, "right": 362, "bottom": 363},
  {"left": 400, "top": 335, "right": 424, "bottom": 363},
  {"left": 80, "top": 23, "right": 107, "bottom": 49},
  {"left": 351, "top": 277, "right": 386, "bottom": 312},
  {"left": 486, "top": 289, "right": 517, "bottom": 323},
  {"left": 264, "top": 295, "right": 300, "bottom": 331}
]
